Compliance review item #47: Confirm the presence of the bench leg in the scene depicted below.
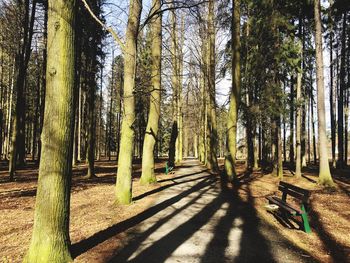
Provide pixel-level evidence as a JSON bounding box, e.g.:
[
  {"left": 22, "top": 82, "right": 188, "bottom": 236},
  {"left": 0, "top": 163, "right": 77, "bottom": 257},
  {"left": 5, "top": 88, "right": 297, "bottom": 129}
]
[{"left": 300, "top": 204, "right": 311, "bottom": 233}]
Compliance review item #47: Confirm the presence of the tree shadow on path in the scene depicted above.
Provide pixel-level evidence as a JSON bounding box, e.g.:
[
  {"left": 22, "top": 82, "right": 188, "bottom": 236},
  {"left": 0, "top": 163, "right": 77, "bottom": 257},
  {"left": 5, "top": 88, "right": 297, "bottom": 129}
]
[
  {"left": 105, "top": 168, "right": 318, "bottom": 263},
  {"left": 71, "top": 173, "right": 216, "bottom": 258}
]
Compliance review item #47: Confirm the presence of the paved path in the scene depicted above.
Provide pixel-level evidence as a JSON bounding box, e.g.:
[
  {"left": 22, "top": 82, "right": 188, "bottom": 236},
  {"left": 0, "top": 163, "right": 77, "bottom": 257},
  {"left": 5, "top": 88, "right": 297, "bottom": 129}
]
[{"left": 108, "top": 160, "right": 317, "bottom": 263}]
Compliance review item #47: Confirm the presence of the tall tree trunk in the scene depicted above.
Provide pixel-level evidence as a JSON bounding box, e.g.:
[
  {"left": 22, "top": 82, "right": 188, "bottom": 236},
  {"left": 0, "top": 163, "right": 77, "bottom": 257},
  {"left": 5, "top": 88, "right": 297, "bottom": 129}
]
[
  {"left": 9, "top": 0, "right": 37, "bottom": 179},
  {"left": 86, "top": 72, "right": 96, "bottom": 178},
  {"left": 345, "top": 88, "right": 349, "bottom": 166},
  {"left": 115, "top": 0, "right": 142, "bottom": 205},
  {"left": 24, "top": 0, "right": 76, "bottom": 260},
  {"left": 283, "top": 82, "right": 286, "bottom": 163},
  {"left": 0, "top": 37, "right": 4, "bottom": 160},
  {"left": 337, "top": 12, "right": 346, "bottom": 168},
  {"left": 32, "top": 62, "right": 40, "bottom": 161},
  {"left": 277, "top": 117, "right": 283, "bottom": 178},
  {"left": 329, "top": 6, "right": 336, "bottom": 168},
  {"left": 198, "top": 23, "right": 206, "bottom": 164},
  {"left": 289, "top": 76, "right": 295, "bottom": 166},
  {"left": 295, "top": 69, "right": 302, "bottom": 178},
  {"left": 225, "top": 0, "right": 240, "bottom": 179},
  {"left": 5, "top": 62, "right": 15, "bottom": 160},
  {"left": 97, "top": 66, "right": 103, "bottom": 160},
  {"left": 314, "top": 0, "right": 334, "bottom": 186},
  {"left": 175, "top": 14, "right": 184, "bottom": 164},
  {"left": 206, "top": 0, "right": 218, "bottom": 172},
  {"left": 168, "top": 3, "right": 179, "bottom": 168},
  {"left": 37, "top": 0, "right": 47, "bottom": 164},
  {"left": 310, "top": 85, "right": 317, "bottom": 164},
  {"left": 140, "top": 0, "right": 162, "bottom": 185}
]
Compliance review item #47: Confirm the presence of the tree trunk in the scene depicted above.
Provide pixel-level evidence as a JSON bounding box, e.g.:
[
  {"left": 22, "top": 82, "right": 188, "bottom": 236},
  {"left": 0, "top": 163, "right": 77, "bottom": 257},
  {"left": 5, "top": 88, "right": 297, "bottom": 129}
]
[
  {"left": 314, "top": 0, "right": 334, "bottom": 186},
  {"left": 295, "top": 69, "right": 302, "bottom": 178},
  {"left": 329, "top": 10, "right": 336, "bottom": 168},
  {"left": 277, "top": 117, "right": 283, "bottom": 178},
  {"left": 225, "top": 0, "right": 240, "bottom": 179},
  {"left": 337, "top": 12, "right": 346, "bottom": 168},
  {"left": 97, "top": 66, "right": 103, "bottom": 161},
  {"left": 9, "top": 0, "right": 37, "bottom": 179},
  {"left": 140, "top": 0, "right": 162, "bottom": 185},
  {"left": 37, "top": 1, "right": 47, "bottom": 164},
  {"left": 24, "top": 0, "right": 76, "bottom": 260},
  {"left": 115, "top": 0, "right": 142, "bottom": 205},
  {"left": 5, "top": 62, "right": 15, "bottom": 160},
  {"left": 310, "top": 86, "right": 317, "bottom": 164},
  {"left": 32, "top": 64, "right": 40, "bottom": 161},
  {"left": 168, "top": 3, "right": 179, "bottom": 168},
  {"left": 289, "top": 76, "right": 295, "bottom": 166},
  {"left": 86, "top": 73, "right": 96, "bottom": 178},
  {"left": 175, "top": 14, "right": 184, "bottom": 164},
  {"left": 205, "top": 0, "right": 218, "bottom": 172}
]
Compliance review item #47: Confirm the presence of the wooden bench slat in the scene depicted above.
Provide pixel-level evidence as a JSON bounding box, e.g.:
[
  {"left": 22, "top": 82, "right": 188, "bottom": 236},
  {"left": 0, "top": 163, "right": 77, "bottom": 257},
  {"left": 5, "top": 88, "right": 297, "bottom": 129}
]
[
  {"left": 271, "top": 196, "right": 302, "bottom": 214},
  {"left": 278, "top": 185, "right": 309, "bottom": 201},
  {"left": 266, "top": 196, "right": 300, "bottom": 215},
  {"left": 279, "top": 181, "right": 310, "bottom": 197}
]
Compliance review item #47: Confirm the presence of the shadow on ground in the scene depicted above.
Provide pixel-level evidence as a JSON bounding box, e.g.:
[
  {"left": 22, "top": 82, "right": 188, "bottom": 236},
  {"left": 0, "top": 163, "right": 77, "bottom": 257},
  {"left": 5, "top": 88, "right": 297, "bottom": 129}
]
[{"left": 72, "top": 162, "right": 319, "bottom": 263}]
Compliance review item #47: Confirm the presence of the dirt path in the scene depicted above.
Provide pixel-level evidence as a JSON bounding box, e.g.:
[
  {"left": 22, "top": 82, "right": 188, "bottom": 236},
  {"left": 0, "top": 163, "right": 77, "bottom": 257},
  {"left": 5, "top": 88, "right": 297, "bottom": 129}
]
[{"left": 100, "top": 159, "right": 318, "bottom": 263}]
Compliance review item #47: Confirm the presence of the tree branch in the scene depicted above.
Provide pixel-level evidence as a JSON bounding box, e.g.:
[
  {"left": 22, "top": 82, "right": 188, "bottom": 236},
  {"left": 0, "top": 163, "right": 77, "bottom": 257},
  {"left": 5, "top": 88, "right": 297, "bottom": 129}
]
[{"left": 80, "top": 0, "right": 125, "bottom": 52}]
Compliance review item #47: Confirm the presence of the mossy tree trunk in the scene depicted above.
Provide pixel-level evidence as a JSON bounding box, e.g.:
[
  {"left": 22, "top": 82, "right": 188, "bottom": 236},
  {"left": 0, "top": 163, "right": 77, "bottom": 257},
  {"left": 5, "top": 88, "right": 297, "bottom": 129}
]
[
  {"left": 24, "top": 0, "right": 76, "bottom": 261},
  {"left": 225, "top": 0, "right": 240, "bottom": 180},
  {"left": 205, "top": 0, "right": 218, "bottom": 173},
  {"left": 140, "top": 0, "right": 162, "bottom": 185},
  {"left": 314, "top": 0, "right": 334, "bottom": 187},
  {"left": 116, "top": 0, "right": 142, "bottom": 205}
]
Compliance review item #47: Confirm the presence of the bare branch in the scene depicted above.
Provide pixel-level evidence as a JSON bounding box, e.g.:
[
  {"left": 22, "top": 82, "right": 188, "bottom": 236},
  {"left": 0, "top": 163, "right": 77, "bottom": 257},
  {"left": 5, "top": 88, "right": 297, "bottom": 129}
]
[{"left": 80, "top": 0, "right": 125, "bottom": 52}]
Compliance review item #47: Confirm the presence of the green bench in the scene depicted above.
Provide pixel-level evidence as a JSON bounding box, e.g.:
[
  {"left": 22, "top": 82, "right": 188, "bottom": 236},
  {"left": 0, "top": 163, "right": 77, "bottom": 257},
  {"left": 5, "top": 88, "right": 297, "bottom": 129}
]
[{"left": 266, "top": 181, "right": 311, "bottom": 233}]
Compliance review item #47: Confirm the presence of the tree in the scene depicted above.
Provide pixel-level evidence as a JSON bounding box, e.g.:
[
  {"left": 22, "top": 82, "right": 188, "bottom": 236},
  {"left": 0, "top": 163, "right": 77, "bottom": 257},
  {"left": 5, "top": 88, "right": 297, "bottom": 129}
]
[
  {"left": 140, "top": 0, "right": 162, "bottom": 185},
  {"left": 9, "top": 0, "right": 37, "bottom": 180},
  {"left": 115, "top": 0, "right": 142, "bottom": 205},
  {"left": 314, "top": 0, "right": 334, "bottom": 187},
  {"left": 24, "top": 0, "right": 76, "bottom": 261},
  {"left": 225, "top": 0, "right": 240, "bottom": 181},
  {"left": 206, "top": 0, "right": 218, "bottom": 172},
  {"left": 168, "top": 2, "right": 179, "bottom": 168}
]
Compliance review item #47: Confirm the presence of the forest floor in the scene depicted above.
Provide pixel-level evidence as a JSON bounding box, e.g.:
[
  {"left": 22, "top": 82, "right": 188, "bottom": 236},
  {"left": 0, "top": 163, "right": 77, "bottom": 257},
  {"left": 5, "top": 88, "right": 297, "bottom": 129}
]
[{"left": 0, "top": 158, "right": 349, "bottom": 262}]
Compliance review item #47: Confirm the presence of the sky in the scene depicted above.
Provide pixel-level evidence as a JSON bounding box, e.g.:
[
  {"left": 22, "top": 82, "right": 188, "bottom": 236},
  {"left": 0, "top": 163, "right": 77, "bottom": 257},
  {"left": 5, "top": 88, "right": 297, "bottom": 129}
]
[{"left": 99, "top": 0, "right": 337, "bottom": 133}]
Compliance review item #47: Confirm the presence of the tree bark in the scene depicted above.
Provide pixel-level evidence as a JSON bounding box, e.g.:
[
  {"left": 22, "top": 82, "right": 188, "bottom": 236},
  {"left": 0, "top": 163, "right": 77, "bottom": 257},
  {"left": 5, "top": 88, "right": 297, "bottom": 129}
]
[
  {"left": 115, "top": 0, "right": 142, "bottom": 205},
  {"left": 86, "top": 70, "right": 96, "bottom": 178},
  {"left": 205, "top": 0, "right": 218, "bottom": 172},
  {"left": 329, "top": 7, "right": 336, "bottom": 168},
  {"left": 168, "top": 2, "right": 179, "bottom": 168},
  {"left": 24, "top": 0, "right": 76, "bottom": 260},
  {"left": 140, "top": 0, "right": 162, "bottom": 185},
  {"left": 289, "top": 76, "right": 295, "bottom": 166},
  {"left": 337, "top": 12, "right": 346, "bottom": 168},
  {"left": 9, "top": 0, "right": 37, "bottom": 179},
  {"left": 314, "top": 0, "right": 334, "bottom": 186},
  {"left": 295, "top": 69, "right": 302, "bottom": 178},
  {"left": 225, "top": 0, "right": 240, "bottom": 179}
]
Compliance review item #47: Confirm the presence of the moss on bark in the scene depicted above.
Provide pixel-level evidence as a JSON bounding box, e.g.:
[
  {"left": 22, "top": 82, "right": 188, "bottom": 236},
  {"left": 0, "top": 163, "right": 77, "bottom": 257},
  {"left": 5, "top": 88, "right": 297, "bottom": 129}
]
[{"left": 24, "top": 0, "right": 76, "bottom": 261}]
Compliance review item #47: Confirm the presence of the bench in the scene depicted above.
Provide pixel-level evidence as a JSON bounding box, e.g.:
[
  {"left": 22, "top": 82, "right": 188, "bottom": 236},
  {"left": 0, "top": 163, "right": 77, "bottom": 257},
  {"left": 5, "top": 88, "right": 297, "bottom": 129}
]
[{"left": 266, "top": 181, "right": 311, "bottom": 233}]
